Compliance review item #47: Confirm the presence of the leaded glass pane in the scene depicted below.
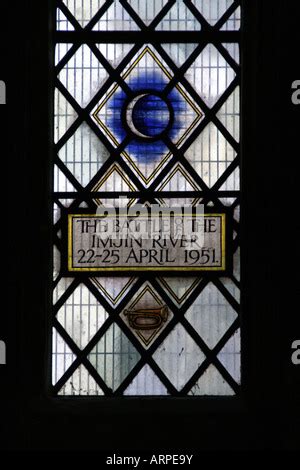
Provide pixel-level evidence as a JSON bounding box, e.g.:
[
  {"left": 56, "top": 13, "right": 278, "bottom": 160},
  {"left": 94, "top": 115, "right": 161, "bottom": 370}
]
[{"left": 52, "top": 0, "right": 242, "bottom": 397}]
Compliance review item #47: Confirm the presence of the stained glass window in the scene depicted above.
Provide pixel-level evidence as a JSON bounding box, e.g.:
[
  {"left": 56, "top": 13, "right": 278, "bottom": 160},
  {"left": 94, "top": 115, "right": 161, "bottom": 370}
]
[{"left": 52, "top": 0, "right": 241, "bottom": 396}]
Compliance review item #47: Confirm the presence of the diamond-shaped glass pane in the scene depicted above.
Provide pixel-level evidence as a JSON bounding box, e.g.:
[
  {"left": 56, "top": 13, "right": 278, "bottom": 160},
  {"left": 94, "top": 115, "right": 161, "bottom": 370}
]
[
  {"left": 120, "top": 283, "right": 173, "bottom": 348},
  {"left": 92, "top": 45, "right": 203, "bottom": 186},
  {"left": 88, "top": 324, "right": 141, "bottom": 391},
  {"left": 185, "top": 282, "right": 237, "bottom": 349},
  {"left": 58, "top": 44, "right": 109, "bottom": 107},
  {"left": 185, "top": 44, "right": 236, "bottom": 107},
  {"left": 56, "top": 284, "right": 108, "bottom": 349},
  {"left": 153, "top": 324, "right": 205, "bottom": 390},
  {"left": 184, "top": 122, "right": 237, "bottom": 187},
  {"left": 58, "top": 123, "right": 110, "bottom": 187}
]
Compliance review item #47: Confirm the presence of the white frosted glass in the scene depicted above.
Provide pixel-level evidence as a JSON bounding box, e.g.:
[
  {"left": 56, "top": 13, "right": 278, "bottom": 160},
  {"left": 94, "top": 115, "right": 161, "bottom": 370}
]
[{"left": 153, "top": 324, "right": 205, "bottom": 390}]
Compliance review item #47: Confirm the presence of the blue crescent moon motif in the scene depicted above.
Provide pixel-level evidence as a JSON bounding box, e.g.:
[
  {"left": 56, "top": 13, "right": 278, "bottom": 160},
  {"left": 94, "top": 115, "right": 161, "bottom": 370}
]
[
  {"left": 105, "top": 72, "right": 189, "bottom": 163},
  {"left": 129, "top": 93, "right": 170, "bottom": 138}
]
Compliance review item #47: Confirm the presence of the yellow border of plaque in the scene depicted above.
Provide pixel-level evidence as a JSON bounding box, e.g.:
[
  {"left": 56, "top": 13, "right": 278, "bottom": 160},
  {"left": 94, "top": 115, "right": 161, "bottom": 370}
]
[{"left": 68, "top": 213, "right": 226, "bottom": 272}]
